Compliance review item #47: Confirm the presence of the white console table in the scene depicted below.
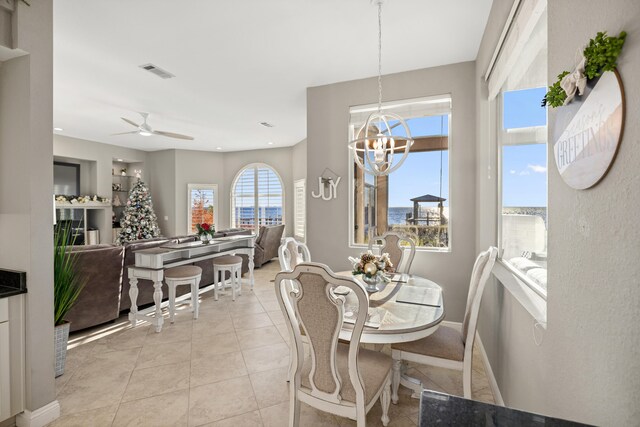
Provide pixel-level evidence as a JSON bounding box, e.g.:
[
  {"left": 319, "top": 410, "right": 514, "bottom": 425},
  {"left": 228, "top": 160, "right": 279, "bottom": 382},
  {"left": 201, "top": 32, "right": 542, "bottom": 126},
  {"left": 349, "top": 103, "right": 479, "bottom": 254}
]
[{"left": 127, "top": 235, "right": 256, "bottom": 332}]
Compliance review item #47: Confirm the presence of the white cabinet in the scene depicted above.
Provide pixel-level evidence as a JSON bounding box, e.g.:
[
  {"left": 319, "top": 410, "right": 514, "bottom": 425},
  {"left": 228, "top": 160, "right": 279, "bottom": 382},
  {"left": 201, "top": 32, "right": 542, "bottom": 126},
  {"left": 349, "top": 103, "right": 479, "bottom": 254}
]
[
  {"left": 0, "top": 296, "right": 24, "bottom": 423},
  {"left": 0, "top": 299, "right": 10, "bottom": 421}
]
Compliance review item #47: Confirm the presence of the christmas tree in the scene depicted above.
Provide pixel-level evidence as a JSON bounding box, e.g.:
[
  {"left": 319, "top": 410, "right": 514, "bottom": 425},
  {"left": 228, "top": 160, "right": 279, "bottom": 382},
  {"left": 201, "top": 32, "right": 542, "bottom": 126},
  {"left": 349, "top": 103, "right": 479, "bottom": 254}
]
[{"left": 116, "top": 179, "right": 161, "bottom": 244}]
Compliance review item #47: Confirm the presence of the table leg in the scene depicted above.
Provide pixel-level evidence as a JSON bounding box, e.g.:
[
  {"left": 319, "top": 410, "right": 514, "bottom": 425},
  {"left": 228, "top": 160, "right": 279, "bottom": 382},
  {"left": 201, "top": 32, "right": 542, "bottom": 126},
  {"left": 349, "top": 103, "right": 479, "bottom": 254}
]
[
  {"left": 249, "top": 247, "right": 255, "bottom": 291},
  {"left": 152, "top": 280, "right": 164, "bottom": 333},
  {"left": 128, "top": 277, "right": 139, "bottom": 327}
]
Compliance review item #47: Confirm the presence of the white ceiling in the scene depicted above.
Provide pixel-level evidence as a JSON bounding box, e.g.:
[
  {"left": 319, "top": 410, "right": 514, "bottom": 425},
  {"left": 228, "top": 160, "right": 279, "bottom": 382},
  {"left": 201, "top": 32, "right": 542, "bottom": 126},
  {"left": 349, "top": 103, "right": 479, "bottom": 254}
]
[{"left": 53, "top": 0, "right": 493, "bottom": 152}]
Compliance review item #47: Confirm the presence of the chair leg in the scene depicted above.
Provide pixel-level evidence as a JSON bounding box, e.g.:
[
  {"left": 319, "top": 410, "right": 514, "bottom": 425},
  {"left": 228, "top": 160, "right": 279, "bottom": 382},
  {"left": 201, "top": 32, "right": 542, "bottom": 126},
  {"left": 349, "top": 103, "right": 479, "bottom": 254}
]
[
  {"left": 192, "top": 278, "right": 200, "bottom": 320},
  {"left": 231, "top": 269, "right": 237, "bottom": 301},
  {"left": 380, "top": 378, "right": 391, "bottom": 427},
  {"left": 289, "top": 393, "right": 300, "bottom": 427},
  {"left": 356, "top": 405, "right": 367, "bottom": 427},
  {"left": 213, "top": 267, "right": 219, "bottom": 301},
  {"left": 236, "top": 268, "right": 242, "bottom": 296},
  {"left": 391, "top": 358, "right": 401, "bottom": 404},
  {"left": 463, "top": 356, "right": 472, "bottom": 399},
  {"left": 167, "top": 282, "right": 176, "bottom": 324}
]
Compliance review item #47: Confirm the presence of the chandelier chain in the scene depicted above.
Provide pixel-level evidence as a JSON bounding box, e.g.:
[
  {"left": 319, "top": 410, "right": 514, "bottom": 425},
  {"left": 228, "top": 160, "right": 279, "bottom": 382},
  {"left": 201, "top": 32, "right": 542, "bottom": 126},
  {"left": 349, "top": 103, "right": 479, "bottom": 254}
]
[{"left": 377, "top": 1, "right": 382, "bottom": 113}]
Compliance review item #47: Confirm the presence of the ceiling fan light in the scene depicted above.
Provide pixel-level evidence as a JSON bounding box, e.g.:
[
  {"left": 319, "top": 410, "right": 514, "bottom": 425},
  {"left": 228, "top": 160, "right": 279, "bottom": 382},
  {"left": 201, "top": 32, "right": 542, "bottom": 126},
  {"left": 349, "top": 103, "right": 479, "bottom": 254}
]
[{"left": 139, "top": 131, "right": 152, "bottom": 136}]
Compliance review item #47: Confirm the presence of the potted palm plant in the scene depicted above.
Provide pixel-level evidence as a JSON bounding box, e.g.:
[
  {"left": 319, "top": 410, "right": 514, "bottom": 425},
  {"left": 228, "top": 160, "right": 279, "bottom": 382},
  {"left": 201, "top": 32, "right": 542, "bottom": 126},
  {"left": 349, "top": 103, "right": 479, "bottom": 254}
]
[{"left": 54, "top": 222, "right": 84, "bottom": 377}]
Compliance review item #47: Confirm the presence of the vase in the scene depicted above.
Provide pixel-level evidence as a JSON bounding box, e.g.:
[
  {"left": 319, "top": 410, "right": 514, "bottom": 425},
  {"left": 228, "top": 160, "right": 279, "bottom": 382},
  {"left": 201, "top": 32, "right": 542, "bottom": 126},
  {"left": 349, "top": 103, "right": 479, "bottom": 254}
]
[
  {"left": 54, "top": 321, "right": 71, "bottom": 377},
  {"left": 362, "top": 274, "right": 383, "bottom": 293},
  {"left": 200, "top": 234, "right": 211, "bottom": 244}
]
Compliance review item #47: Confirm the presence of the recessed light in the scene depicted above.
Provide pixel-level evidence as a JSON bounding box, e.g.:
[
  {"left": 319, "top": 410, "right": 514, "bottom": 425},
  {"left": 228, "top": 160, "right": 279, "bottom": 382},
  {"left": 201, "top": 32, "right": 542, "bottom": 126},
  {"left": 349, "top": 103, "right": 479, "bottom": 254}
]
[
  {"left": 116, "top": 158, "right": 123, "bottom": 162},
  {"left": 54, "top": 127, "right": 63, "bottom": 131},
  {"left": 267, "top": 142, "right": 274, "bottom": 145},
  {"left": 216, "top": 147, "right": 222, "bottom": 150}
]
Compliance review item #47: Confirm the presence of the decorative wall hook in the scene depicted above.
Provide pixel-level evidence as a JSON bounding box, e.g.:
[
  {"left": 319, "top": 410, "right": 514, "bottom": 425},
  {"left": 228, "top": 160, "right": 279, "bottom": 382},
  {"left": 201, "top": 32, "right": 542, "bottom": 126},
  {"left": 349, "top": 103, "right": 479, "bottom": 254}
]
[{"left": 311, "top": 168, "right": 341, "bottom": 200}]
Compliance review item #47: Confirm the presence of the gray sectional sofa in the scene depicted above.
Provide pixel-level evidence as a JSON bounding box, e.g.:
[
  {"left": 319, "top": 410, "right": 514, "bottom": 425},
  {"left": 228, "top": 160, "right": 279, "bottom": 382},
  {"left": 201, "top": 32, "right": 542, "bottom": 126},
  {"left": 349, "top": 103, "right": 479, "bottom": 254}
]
[{"left": 65, "top": 225, "right": 284, "bottom": 332}]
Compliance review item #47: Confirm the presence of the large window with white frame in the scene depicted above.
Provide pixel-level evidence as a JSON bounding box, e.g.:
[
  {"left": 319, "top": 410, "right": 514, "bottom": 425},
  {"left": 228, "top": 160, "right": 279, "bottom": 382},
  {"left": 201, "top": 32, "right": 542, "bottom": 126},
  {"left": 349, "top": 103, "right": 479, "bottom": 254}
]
[
  {"left": 187, "top": 184, "right": 218, "bottom": 233},
  {"left": 494, "top": 1, "right": 548, "bottom": 297},
  {"left": 349, "top": 95, "right": 451, "bottom": 249},
  {"left": 293, "top": 179, "right": 306, "bottom": 241},
  {"left": 231, "top": 163, "right": 284, "bottom": 231}
]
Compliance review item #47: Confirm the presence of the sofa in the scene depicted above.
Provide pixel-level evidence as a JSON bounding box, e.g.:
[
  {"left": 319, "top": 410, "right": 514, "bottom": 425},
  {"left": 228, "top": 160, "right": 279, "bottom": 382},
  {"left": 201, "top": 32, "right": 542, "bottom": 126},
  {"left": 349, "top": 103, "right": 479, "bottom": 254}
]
[
  {"left": 65, "top": 244, "right": 125, "bottom": 332},
  {"left": 253, "top": 224, "right": 285, "bottom": 267},
  {"left": 64, "top": 228, "right": 254, "bottom": 331}
]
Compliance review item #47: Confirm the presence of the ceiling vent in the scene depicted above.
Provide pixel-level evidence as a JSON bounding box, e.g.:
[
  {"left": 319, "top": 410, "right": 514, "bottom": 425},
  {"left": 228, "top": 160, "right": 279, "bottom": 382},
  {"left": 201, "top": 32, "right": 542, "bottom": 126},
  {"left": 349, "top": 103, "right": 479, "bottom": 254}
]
[
  {"left": 259, "top": 122, "right": 274, "bottom": 128},
  {"left": 139, "top": 63, "right": 175, "bottom": 79}
]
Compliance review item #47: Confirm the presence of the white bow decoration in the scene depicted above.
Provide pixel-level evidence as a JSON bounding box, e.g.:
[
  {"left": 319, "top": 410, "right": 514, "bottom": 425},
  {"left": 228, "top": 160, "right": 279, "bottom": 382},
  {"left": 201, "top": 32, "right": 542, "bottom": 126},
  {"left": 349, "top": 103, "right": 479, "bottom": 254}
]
[{"left": 560, "top": 56, "right": 587, "bottom": 105}]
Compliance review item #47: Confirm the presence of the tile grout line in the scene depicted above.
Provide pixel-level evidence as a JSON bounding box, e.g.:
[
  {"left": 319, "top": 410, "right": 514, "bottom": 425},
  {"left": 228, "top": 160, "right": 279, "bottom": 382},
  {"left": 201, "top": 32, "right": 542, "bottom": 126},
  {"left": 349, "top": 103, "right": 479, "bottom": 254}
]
[{"left": 109, "top": 345, "right": 143, "bottom": 427}]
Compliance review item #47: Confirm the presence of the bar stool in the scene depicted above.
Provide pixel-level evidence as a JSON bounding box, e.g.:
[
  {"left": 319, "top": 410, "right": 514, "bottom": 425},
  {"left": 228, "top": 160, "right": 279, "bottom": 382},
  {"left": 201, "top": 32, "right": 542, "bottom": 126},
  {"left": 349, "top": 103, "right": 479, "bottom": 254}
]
[
  {"left": 165, "top": 265, "right": 202, "bottom": 323},
  {"left": 212, "top": 255, "right": 243, "bottom": 301}
]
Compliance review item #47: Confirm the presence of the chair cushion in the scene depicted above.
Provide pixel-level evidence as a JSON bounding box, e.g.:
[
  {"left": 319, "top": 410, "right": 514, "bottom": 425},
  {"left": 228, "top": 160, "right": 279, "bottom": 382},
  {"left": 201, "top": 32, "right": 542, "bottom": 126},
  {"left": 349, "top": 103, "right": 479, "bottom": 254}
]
[
  {"left": 300, "top": 343, "right": 391, "bottom": 404},
  {"left": 165, "top": 265, "right": 202, "bottom": 280},
  {"left": 212, "top": 255, "right": 243, "bottom": 266},
  {"left": 391, "top": 325, "right": 465, "bottom": 362}
]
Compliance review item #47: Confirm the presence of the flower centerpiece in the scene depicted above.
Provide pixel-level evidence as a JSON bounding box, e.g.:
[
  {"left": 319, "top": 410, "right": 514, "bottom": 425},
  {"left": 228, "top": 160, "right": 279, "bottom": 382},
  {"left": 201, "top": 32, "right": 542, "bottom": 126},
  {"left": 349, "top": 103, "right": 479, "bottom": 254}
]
[
  {"left": 196, "top": 223, "right": 215, "bottom": 243},
  {"left": 349, "top": 251, "right": 393, "bottom": 291}
]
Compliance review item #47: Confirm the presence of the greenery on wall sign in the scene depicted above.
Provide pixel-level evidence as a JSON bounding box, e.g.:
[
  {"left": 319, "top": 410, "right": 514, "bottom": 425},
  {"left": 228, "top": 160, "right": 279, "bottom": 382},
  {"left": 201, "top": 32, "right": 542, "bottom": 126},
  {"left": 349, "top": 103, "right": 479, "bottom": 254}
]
[{"left": 542, "top": 31, "right": 626, "bottom": 108}]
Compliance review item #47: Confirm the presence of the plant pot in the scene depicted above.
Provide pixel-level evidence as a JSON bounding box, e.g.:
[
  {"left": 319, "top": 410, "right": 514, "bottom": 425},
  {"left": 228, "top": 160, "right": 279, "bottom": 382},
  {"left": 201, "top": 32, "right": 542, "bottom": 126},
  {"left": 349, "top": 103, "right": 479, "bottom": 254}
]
[{"left": 54, "top": 321, "right": 71, "bottom": 377}]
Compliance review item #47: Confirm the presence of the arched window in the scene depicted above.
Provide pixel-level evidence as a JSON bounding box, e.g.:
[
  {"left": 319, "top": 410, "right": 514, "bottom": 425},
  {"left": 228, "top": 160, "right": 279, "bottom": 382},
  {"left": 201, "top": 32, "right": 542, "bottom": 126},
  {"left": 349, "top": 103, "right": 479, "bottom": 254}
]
[{"left": 231, "top": 163, "right": 284, "bottom": 231}]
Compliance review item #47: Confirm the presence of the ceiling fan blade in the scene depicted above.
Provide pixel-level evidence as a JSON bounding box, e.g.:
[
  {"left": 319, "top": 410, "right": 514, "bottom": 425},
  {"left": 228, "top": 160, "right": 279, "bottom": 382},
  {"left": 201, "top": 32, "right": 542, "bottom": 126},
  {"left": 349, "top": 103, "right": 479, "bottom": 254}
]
[
  {"left": 152, "top": 130, "right": 194, "bottom": 140},
  {"left": 121, "top": 117, "right": 140, "bottom": 128},
  {"left": 111, "top": 131, "right": 139, "bottom": 136}
]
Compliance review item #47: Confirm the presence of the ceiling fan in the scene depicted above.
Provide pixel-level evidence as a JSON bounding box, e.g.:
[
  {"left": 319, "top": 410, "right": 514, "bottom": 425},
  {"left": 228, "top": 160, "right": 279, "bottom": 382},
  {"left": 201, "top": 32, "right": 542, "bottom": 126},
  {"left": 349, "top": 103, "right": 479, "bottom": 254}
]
[{"left": 112, "top": 112, "right": 194, "bottom": 140}]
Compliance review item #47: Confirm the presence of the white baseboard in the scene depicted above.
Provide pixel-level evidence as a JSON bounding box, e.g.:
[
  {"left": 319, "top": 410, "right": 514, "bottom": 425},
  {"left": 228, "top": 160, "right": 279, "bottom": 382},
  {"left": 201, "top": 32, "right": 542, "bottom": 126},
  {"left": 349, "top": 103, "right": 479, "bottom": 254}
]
[
  {"left": 440, "top": 321, "right": 504, "bottom": 406},
  {"left": 15, "top": 400, "right": 60, "bottom": 427},
  {"left": 475, "top": 333, "right": 504, "bottom": 406}
]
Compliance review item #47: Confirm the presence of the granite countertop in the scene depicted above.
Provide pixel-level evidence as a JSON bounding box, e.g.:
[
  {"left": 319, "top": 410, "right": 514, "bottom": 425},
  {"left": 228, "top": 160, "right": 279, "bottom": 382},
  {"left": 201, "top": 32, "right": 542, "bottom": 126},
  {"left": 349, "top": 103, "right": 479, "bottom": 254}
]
[
  {"left": 419, "top": 390, "right": 593, "bottom": 426},
  {"left": 0, "top": 269, "right": 27, "bottom": 299}
]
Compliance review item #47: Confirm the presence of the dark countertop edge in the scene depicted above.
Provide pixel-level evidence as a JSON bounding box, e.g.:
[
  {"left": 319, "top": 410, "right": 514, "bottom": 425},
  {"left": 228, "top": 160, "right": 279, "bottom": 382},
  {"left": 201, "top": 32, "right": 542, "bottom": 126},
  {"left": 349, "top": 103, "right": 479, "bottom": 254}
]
[{"left": 0, "top": 286, "right": 27, "bottom": 299}]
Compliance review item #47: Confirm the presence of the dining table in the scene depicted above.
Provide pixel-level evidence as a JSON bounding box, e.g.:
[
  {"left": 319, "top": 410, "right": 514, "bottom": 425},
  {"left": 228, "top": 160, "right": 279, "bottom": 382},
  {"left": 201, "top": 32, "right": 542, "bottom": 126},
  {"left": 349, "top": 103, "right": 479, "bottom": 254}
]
[
  {"left": 336, "top": 272, "right": 445, "bottom": 344},
  {"left": 336, "top": 272, "right": 446, "bottom": 398}
]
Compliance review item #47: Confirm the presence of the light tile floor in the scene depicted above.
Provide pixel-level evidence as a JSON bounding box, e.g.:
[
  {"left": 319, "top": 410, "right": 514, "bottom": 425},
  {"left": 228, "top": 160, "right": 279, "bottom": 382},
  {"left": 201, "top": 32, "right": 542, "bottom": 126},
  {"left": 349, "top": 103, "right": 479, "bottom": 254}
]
[{"left": 50, "top": 262, "right": 494, "bottom": 427}]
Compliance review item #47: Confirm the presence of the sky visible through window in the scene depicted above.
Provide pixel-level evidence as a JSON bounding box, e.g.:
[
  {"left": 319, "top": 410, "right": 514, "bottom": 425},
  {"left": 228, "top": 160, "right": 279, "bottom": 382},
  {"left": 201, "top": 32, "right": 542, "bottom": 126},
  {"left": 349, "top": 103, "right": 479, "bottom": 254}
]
[
  {"left": 388, "top": 115, "right": 449, "bottom": 207},
  {"left": 502, "top": 87, "right": 547, "bottom": 208}
]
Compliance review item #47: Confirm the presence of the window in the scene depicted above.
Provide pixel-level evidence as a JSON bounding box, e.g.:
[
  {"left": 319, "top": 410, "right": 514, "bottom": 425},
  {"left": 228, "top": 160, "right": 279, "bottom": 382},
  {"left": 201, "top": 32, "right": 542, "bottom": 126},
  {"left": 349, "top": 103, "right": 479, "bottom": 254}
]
[
  {"left": 231, "top": 164, "right": 284, "bottom": 231},
  {"left": 188, "top": 184, "right": 218, "bottom": 233},
  {"left": 349, "top": 96, "right": 451, "bottom": 249},
  {"left": 496, "top": 2, "right": 548, "bottom": 296},
  {"left": 294, "top": 179, "right": 306, "bottom": 240}
]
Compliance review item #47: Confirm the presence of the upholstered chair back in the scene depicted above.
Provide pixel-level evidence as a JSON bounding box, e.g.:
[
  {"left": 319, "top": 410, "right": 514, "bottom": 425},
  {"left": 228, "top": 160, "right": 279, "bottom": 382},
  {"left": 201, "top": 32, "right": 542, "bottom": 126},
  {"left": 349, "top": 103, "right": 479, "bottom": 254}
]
[
  {"left": 368, "top": 231, "right": 416, "bottom": 274},
  {"left": 278, "top": 237, "right": 311, "bottom": 272},
  {"left": 461, "top": 247, "right": 498, "bottom": 345},
  {"left": 275, "top": 263, "right": 370, "bottom": 406}
]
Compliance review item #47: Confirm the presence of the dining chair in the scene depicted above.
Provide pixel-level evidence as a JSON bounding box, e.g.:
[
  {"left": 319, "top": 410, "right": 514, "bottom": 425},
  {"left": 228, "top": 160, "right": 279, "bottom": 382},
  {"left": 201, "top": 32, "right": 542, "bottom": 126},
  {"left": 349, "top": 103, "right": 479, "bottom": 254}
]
[
  {"left": 278, "top": 238, "right": 312, "bottom": 381},
  {"left": 275, "top": 262, "right": 393, "bottom": 427},
  {"left": 278, "top": 237, "right": 311, "bottom": 272},
  {"left": 390, "top": 246, "right": 498, "bottom": 402},
  {"left": 367, "top": 231, "right": 416, "bottom": 274}
]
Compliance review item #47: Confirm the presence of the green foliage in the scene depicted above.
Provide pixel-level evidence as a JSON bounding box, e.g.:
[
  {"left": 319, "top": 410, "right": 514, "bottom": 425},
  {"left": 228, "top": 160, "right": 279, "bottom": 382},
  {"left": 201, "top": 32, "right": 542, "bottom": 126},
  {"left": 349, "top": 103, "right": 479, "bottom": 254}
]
[
  {"left": 54, "top": 223, "right": 85, "bottom": 325},
  {"left": 542, "top": 71, "right": 570, "bottom": 108},
  {"left": 583, "top": 31, "right": 626, "bottom": 79},
  {"left": 542, "top": 31, "right": 626, "bottom": 108}
]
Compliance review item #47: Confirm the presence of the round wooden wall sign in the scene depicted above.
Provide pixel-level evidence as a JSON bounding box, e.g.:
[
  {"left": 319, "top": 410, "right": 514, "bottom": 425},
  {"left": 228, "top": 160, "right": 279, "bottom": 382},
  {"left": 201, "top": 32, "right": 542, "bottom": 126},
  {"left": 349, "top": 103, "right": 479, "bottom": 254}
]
[{"left": 553, "top": 70, "right": 625, "bottom": 190}]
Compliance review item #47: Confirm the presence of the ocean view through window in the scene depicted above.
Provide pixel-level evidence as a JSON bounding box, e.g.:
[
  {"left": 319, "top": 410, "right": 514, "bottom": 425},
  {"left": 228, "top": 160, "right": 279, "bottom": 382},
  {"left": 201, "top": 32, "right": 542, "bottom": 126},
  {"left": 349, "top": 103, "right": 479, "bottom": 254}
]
[
  {"left": 231, "top": 164, "right": 284, "bottom": 231},
  {"left": 497, "top": 3, "right": 548, "bottom": 296},
  {"left": 349, "top": 96, "right": 451, "bottom": 249}
]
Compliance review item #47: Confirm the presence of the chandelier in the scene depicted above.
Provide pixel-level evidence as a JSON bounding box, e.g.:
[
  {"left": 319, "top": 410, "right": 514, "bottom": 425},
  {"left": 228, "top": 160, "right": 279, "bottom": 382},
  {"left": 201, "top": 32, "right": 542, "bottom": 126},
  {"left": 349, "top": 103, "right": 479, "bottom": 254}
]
[{"left": 349, "top": 0, "right": 413, "bottom": 176}]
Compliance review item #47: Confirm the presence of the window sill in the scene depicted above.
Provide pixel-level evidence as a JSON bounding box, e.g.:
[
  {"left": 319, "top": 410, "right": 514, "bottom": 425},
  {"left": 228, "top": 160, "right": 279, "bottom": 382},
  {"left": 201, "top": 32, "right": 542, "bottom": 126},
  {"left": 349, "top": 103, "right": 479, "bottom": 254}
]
[{"left": 492, "top": 259, "right": 547, "bottom": 325}]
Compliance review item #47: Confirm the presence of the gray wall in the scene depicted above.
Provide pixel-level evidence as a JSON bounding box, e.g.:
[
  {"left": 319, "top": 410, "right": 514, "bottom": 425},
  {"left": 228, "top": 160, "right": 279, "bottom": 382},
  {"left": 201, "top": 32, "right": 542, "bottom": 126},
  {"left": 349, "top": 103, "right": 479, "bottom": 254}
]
[
  {"left": 174, "top": 150, "right": 225, "bottom": 236},
  {"left": 306, "top": 63, "right": 477, "bottom": 322},
  {"left": 147, "top": 150, "right": 176, "bottom": 237},
  {"left": 292, "top": 139, "right": 307, "bottom": 182},
  {"left": 476, "top": 1, "right": 640, "bottom": 425},
  {"left": 0, "top": 0, "right": 56, "bottom": 413}
]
